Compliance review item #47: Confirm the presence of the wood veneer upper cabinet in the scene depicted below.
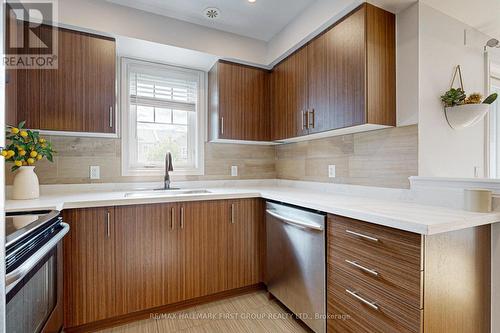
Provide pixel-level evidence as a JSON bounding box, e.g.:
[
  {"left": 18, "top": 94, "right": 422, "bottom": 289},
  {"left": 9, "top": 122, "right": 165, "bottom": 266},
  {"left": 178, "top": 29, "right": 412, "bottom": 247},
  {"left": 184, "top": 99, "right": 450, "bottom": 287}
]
[
  {"left": 226, "top": 199, "right": 264, "bottom": 290},
  {"left": 270, "top": 61, "right": 287, "bottom": 140},
  {"left": 325, "top": 4, "right": 395, "bottom": 130},
  {"left": 14, "top": 25, "right": 116, "bottom": 133},
  {"left": 208, "top": 61, "right": 270, "bottom": 141},
  {"left": 114, "top": 203, "right": 183, "bottom": 315},
  {"left": 62, "top": 207, "right": 116, "bottom": 328},
  {"left": 306, "top": 33, "right": 330, "bottom": 134},
  {"left": 270, "top": 47, "right": 308, "bottom": 140}
]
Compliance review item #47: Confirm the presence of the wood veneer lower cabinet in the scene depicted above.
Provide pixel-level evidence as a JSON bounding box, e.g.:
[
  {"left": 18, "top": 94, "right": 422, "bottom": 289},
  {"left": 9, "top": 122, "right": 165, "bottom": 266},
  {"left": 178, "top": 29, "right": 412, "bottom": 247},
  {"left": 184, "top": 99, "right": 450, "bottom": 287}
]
[
  {"left": 327, "top": 214, "right": 491, "bottom": 333},
  {"left": 62, "top": 199, "right": 264, "bottom": 331},
  {"left": 62, "top": 207, "right": 116, "bottom": 328}
]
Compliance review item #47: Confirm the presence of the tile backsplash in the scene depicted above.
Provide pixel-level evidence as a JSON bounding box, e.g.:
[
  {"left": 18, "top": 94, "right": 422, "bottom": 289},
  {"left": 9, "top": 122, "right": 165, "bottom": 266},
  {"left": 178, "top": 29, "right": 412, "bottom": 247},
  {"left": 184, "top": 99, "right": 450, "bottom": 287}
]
[
  {"left": 5, "top": 138, "right": 276, "bottom": 185},
  {"left": 275, "top": 125, "right": 418, "bottom": 188},
  {"left": 6, "top": 125, "right": 417, "bottom": 188}
]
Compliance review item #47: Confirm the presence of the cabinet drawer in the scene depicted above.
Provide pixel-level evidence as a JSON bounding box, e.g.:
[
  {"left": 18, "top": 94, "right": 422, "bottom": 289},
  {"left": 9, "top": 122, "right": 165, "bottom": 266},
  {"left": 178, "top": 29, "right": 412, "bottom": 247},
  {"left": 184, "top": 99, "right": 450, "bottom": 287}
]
[
  {"left": 328, "top": 215, "right": 422, "bottom": 271},
  {"left": 330, "top": 243, "right": 421, "bottom": 309},
  {"left": 327, "top": 268, "right": 421, "bottom": 333}
]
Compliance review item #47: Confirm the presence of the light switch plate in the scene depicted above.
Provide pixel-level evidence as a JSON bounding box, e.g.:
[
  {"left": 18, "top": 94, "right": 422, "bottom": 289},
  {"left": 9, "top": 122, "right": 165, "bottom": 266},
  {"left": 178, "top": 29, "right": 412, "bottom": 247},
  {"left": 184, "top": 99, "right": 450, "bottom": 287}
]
[
  {"left": 231, "top": 165, "right": 238, "bottom": 177},
  {"left": 90, "top": 166, "right": 100, "bottom": 179},
  {"left": 328, "top": 165, "right": 336, "bottom": 178}
]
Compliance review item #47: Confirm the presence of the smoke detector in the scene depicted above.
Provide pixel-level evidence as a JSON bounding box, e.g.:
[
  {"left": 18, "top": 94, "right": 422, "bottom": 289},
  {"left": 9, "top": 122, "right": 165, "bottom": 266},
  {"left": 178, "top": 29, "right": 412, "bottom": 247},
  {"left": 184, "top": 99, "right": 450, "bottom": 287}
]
[{"left": 203, "top": 7, "right": 220, "bottom": 19}]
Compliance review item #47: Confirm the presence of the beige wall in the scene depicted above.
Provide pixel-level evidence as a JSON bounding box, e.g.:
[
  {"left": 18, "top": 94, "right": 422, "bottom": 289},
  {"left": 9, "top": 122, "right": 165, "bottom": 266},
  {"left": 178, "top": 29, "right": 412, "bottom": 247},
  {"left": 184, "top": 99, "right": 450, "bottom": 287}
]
[
  {"left": 276, "top": 125, "right": 418, "bottom": 188},
  {"left": 6, "top": 125, "right": 418, "bottom": 188}
]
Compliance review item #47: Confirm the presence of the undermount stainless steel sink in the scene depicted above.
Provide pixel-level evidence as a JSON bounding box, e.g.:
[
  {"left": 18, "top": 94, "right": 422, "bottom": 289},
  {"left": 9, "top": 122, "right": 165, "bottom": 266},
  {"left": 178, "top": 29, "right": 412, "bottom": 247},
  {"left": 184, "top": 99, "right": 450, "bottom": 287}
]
[{"left": 124, "top": 189, "right": 212, "bottom": 198}]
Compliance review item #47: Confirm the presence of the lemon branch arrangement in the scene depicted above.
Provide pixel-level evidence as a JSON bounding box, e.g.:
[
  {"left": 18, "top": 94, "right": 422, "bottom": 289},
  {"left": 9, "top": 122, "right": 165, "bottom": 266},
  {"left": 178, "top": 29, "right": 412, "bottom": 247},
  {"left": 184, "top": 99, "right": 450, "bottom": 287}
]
[{"left": 2, "top": 121, "right": 55, "bottom": 171}]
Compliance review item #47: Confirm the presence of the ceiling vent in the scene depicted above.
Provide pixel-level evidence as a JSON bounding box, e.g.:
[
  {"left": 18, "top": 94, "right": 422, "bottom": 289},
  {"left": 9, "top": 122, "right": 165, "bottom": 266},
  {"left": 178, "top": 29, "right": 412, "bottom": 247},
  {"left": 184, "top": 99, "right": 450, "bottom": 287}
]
[{"left": 203, "top": 7, "right": 220, "bottom": 20}]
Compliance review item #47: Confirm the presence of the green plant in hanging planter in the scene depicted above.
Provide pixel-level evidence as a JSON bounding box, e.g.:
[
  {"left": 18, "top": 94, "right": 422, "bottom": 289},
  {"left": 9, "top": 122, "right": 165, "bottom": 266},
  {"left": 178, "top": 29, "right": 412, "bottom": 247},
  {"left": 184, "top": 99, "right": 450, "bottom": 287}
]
[
  {"left": 483, "top": 93, "right": 498, "bottom": 105},
  {"left": 441, "top": 88, "right": 466, "bottom": 107}
]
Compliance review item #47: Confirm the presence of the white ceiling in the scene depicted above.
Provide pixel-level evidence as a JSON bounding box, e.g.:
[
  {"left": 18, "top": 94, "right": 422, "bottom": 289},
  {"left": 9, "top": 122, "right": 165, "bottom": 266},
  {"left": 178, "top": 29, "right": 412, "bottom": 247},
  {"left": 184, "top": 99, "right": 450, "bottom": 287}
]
[
  {"left": 105, "top": 0, "right": 316, "bottom": 41},
  {"left": 422, "top": 0, "right": 500, "bottom": 39}
]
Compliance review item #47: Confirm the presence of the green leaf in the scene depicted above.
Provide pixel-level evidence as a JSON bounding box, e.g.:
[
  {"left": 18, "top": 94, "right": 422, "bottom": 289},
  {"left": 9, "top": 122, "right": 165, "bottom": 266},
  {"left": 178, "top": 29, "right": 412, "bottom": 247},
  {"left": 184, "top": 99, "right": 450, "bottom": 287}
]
[{"left": 18, "top": 121, "right": 25, "bottom": 129}]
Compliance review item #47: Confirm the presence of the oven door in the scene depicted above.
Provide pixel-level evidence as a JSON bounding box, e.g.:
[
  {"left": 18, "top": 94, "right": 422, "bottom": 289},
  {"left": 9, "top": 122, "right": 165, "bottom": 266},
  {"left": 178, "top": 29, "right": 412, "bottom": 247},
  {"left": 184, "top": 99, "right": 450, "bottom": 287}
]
[{"left": 6, "top": 223, "right": 68, "bottom": 333}]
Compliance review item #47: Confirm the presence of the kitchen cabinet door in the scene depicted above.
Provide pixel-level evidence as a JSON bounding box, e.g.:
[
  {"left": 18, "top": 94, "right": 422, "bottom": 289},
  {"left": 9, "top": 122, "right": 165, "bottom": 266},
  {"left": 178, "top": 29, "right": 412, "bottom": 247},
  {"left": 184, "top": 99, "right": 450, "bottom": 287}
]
[
  {"left": 270, "top": 62, "right": 288, "bottom": 140},
  {"left": 326, "top": 6, "right": 366, "bottom": 130},
  {"left": 289, "top": 47, "right": 309, "bottom": 138},
  {"left": 82, "top": 34, "right": 116, "bottom": 133},
  {"left": 226, "top": 199, "right": 264, "bottom": 290},
  {"left": 12, "top": 24, "right": 116, "bottom": 133},
  {"left": 209, "top": 61, "right": 270, "bottom": 141},
  {"left": 180, "top": 200, "right": 228, "bottom": 299},
  {"left": 114, "top": 203, "right": 182, "bottom": 315},
  {"left": 39, "top": 26, "right": 86, "bottom": 132},
  {"left": 307, "top": 33, "right": 331, "bottom": 134},
  {"left": 63, "top": 207, "right": 116, "bottom": 328}
]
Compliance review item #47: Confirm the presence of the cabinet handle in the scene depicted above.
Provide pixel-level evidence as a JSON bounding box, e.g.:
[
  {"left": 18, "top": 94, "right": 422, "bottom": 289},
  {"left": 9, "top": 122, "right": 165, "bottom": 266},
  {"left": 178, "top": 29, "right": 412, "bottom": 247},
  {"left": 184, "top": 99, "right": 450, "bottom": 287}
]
[
  {"left": 180, "top": 206, "right": 185, "bottom": 229},
  {"left": 308, "top": 109, "right": 315, "bottom": 128},
  {"left": 345, "top": 229, "right": 379, "bottom": 242},
  {"left": 220, "top": 117, "right": 224, "bottom": 135},
  {"left": 109, "top": 106, "right": 113, "bottom": 128},
  {"left": 305, "top": 110, "right": 309, "bottom": 129},
  {"left": 106, "top": 211, "right": 111, "bottom": 238},
  {"left": 170, "top": 207, "right": 175, "bottom": 230},
  {"left": 301, "top": 110, "right": 306, "bottom": 130},
  {"left": 346, "top": 289, "right": 379, "bottom": 311},
  {"left": 345, "top": 259, "right": 379, "bottom": 276},
  {"left": 231, "top": 204, "right": 235, "bottom": 224}
]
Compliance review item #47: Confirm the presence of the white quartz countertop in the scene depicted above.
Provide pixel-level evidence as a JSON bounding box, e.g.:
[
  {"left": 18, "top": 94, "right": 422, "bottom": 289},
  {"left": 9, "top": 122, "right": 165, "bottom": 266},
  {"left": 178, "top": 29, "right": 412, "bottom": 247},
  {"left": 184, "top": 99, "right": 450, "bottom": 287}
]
[{"left": 6, "top": 181, "right": 500, "bottom": 235}]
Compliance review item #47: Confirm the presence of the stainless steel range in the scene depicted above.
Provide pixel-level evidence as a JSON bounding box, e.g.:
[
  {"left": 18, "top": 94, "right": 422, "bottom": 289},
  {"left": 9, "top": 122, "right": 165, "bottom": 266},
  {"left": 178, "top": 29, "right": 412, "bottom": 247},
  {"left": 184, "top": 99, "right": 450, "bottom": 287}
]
[{"left": 5, "top": 210, "right": 69, "bottom": 333}]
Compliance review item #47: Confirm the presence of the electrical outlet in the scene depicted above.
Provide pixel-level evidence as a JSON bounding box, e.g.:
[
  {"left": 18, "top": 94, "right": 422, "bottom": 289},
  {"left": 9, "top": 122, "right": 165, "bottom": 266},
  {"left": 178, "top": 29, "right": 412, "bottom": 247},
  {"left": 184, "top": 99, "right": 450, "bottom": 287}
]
[
  {"left": 328, "top": 165, "right": 336, "bottom": 178},
  {"left": 231, "top": 165, "right": 238, "bottom": 177},
  {"left": 90, "top": 166, "right": 100, "bottom": 179}
]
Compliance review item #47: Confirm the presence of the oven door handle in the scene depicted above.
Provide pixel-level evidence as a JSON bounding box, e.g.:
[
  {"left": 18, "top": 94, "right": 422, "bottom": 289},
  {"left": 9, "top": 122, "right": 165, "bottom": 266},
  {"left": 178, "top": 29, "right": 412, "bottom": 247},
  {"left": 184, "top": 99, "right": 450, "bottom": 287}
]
[{"left": 6, "top": 222, "right": 70, "bottom": 293}]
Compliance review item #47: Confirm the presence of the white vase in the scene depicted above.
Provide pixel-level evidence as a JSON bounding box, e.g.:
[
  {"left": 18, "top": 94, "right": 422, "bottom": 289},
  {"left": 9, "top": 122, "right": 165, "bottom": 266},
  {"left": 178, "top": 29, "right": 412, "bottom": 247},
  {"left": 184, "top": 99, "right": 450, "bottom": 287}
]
[{"left": 12, "top": 166, "right": 40, "bottom": 200}]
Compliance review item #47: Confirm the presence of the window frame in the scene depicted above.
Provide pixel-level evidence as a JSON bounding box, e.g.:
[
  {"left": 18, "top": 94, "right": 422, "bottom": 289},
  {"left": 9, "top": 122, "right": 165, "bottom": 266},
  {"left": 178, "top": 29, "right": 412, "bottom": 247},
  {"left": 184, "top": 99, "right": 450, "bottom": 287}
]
[{"left": 120, "top": 57, "right": 206, "bottom": 176}]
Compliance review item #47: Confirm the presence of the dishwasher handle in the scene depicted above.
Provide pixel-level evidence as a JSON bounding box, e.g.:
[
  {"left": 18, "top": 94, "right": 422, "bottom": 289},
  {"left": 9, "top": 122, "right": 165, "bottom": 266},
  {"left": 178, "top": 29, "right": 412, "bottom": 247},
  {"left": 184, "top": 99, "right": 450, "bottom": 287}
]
[{"left": 266, "top": 209, "right": 324, "bottom": 231}]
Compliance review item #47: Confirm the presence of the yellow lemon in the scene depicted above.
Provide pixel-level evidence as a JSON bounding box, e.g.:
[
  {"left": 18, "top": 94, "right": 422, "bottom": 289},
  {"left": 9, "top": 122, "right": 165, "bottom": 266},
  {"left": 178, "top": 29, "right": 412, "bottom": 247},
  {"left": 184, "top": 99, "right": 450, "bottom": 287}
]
[
  {"left": 19, "top": 150, "right": 26, "bottom": 156},
  {"left": 27, "top": 158, "right": 35, "bottom": 165},
  {"left": 39, "top": 138, "right": 46, "bottom": 143},
  {"left": 20, "top": 131, "right": 28, "bottom": 137},
  {"left": 11, "top": 127, "right": 19, "bottom": 134},
  {"left": 36, "top": 154, "right": 43, "bottom": 160},
  {"left": 7, "top": 150, "right": 15, "bottom": 156},
  {"left": 41, "top": 143, "right": 47, "bottom": 148},
  {"left": 14, "top": 160, "right": 22, "bottom": 167},
  {"left": 30, "top": 151, "right": 37, "bottom": 158},
  {"left": 1, "top": 150, "right": 7, "bottom": 157}
]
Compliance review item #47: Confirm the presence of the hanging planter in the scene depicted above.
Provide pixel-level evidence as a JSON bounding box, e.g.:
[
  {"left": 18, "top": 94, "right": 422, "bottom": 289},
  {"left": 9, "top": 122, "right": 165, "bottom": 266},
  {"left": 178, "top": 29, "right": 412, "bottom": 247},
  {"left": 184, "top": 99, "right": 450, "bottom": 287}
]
[{"left": 441, "top": 65, "right": 498, "bottom": 130}]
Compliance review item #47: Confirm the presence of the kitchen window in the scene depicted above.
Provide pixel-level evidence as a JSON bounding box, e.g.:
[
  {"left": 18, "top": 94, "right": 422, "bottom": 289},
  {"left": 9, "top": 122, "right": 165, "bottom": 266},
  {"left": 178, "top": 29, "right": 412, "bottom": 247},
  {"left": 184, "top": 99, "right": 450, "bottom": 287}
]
[{"left": 121, "top": 58, "right": 205, "bottom": 176}]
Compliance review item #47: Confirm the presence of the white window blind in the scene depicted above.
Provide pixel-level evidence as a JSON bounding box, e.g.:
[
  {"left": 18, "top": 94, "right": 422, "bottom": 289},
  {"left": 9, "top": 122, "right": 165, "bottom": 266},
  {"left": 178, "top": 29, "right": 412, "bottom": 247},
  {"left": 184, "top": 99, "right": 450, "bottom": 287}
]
[{"left": 129, "top": 70, "right": 198, "bottom": 112}]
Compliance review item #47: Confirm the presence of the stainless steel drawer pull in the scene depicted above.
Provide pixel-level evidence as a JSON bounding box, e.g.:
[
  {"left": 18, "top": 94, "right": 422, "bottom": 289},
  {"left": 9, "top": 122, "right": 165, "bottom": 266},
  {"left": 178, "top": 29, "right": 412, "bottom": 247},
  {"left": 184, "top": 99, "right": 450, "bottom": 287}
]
[
  {"left": 345, "top": 259, "right": 379, "bottom": 276},
  {"left": 109, "top": 106, "right": 113, "bottom": 128},
  {"left": 231, "top": 204, "right": 235, "bottom": 224},
  {"left": 345, "top": 229, "right": 379, "bottom": 242},
  {"left": 170, "top": 207, "right": 175, "bottom": 230},
  {"left": 180, "top": 206, "right": 185, "bottom": 229},
  {"left": 346, "top": 289, "right": 379, "bottom": 311},
  {"left": 106, "top": 211, "right": 111, "bottom": 238},
  {"left": 221, "top": 117, "right": 224, "bottom": 135}
]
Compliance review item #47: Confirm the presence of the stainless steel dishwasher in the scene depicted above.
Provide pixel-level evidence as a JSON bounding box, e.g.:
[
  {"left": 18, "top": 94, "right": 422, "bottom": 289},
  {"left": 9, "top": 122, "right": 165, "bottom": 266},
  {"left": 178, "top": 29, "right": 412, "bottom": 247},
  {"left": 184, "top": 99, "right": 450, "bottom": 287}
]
[{"left": 266, "top": 201, "right": 326, "bottom": 333}]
